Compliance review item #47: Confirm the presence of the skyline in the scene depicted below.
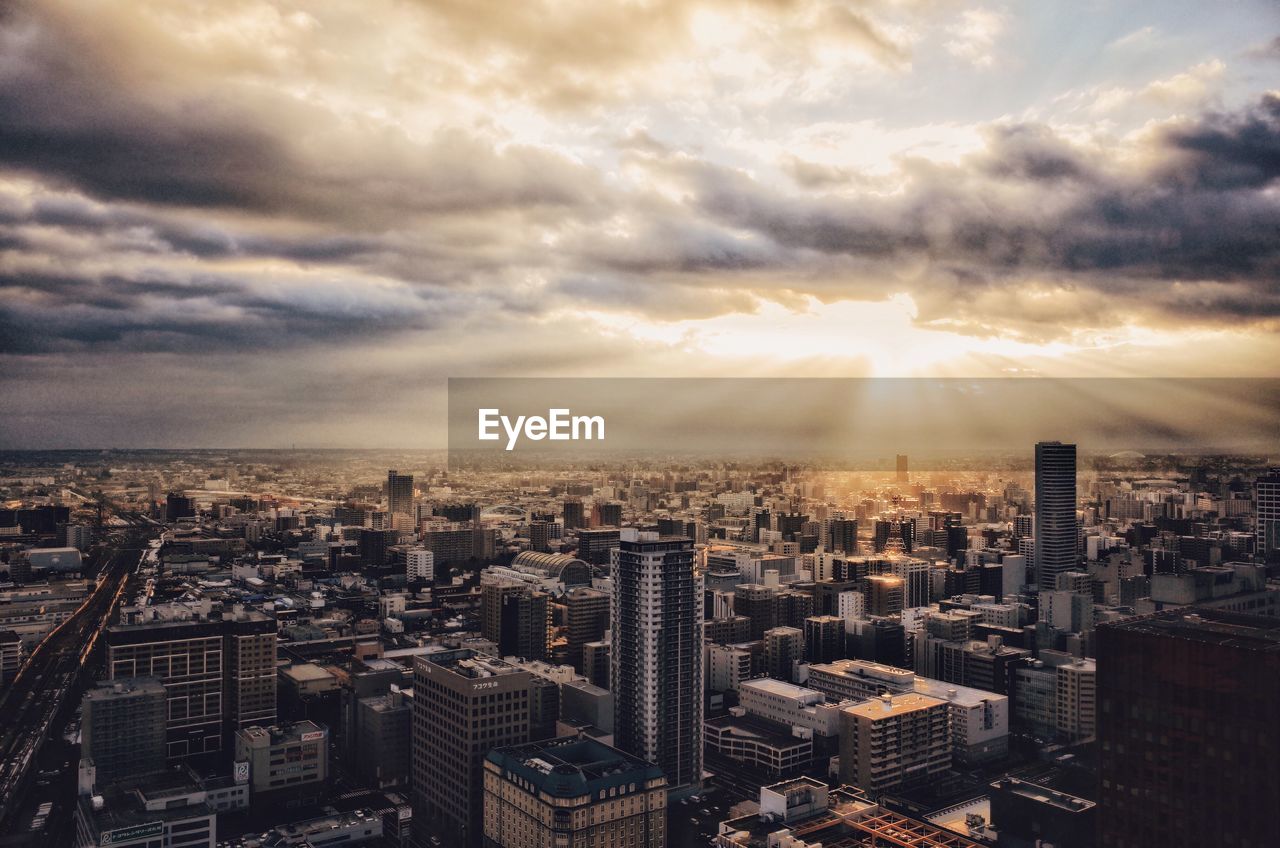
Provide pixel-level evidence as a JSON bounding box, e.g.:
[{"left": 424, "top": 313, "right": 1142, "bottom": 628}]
[{"left": 2, "top": 0, "right": 1280, "bottom": 448}]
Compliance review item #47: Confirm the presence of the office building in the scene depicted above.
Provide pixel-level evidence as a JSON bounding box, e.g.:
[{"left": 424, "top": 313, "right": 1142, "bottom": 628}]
[
  {"left": 422, "top": 525, "right": 475, "bottom": 565},
  {"left": 481, "top": 581, "right": 550, "bottom": 661},
  {"left": 353, "top": 686, "right": 411, "bottom": 788},
  {"left": 803, "top": 615, "right": 844, "bottom": 664},
  {"left": 412, "top": 650, "right": 533, "bottom": 846},
  {"left": 483, "top": 736, "right": 666, "bottom": 848},
  {"left": 865, "top": 574, "right": 905, "bottom": 617},
  {"left": 75, "top": 769, "right": 218, "bottom": 848},
  {"left": 406, "top": 547, "right": 434, "bottom": 582},
  {"left": 562, "top": 498, "right": 586, "bottom": 531},
  {"left": 763, "top": 626, "right": 803, "bottom": 681},
  {"left": 562, "top": 587, "right": 610, "bottom": 673},
  {"left": 387, "top": 470, "right": 414, "bottom": 520},
  {"left": 576, "top": 528, "right": 620, "bottom": 567},
  {"left": 1258, "top": 467, "right": 1280, "bottom": 557},
  {"left": 106, "top": 606, "right": 277, "bottom": 762},
  {"left": 0, "top": 629, "right": 20, "bottom": 684},
  {"left": 233, "top": 721, "right": 329, "bottom": 802},
  {"left": 839, "top": 692, "right": 950, "bottom": 796},
  {"left": 827, "top": 518, "right": 858, "bottom": 555},
  {"left": 989, "top": 778, "right": 1095, "bottom": 848},
  {"left": 611, "top": 534, "right": 702, "bottom": 791},
  {"left": 81, "top": 678, "right": 167, "bottom": 786},
  {"left": 1097, "top": 610, "right": 1280, "bottom": 848},
  {"left": 1034, "top": 442, "right": 1077, "bottom": 590}
]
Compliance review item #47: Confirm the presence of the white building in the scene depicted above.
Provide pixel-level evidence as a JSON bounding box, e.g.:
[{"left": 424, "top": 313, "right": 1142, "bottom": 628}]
[
  {"left": 737, "top": 678, "right": 853, "bottom": 739},
  {"left": 406, "top": 547, "right": 434, "bottom": 582}
]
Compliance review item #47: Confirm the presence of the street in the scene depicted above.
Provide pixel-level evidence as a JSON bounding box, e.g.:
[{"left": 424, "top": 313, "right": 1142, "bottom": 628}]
[{"left": 0, "top": 533, "right": 149, "bottom": 839}]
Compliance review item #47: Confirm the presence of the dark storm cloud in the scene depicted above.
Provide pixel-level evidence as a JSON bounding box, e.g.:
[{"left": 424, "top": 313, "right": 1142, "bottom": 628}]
[
  {"left": 0, "top": 268, "right": 455, "bottom": 355},
  {"left": 676, "top": 94, "right": 1280, "bottom": 331}
]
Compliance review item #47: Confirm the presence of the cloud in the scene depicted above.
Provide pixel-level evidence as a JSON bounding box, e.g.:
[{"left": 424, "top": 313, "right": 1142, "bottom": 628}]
[
  {"left": 944, "top": 8, "right": 1008, "bottom": 69},
  {"left": 0, "top": 0, "right": 1275, "bottom": 446}
]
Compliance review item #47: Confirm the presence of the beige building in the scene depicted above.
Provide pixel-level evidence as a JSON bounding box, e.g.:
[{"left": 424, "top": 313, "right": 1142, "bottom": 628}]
[
  {"left": 483, "top": 735, "right": 665, "bottom": 848},
  {"left": 839, "top": 692, "right": 950, "bottom": 796}
]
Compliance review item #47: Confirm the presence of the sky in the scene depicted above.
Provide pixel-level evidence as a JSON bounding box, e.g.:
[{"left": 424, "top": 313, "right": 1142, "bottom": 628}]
[{"left": 1, "top": 0, "right": 1278, "bottom": 448}]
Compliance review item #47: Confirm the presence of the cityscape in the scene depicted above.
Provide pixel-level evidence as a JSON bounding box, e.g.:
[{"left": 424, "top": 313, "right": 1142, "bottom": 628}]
[
  {"left": 2, "top": 0, "right": 1280, "bottom": 846},
  {"left": 0, "top": 446, "right": 1277, "bottom": 847}
]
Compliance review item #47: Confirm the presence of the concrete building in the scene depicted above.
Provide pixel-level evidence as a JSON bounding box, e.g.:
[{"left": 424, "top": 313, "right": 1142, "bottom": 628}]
[
  {"left": 737, "top": 678, "right": 851, "bottom": 743},
  {"left": 611, "top": 534, "right": 702, "bottom": 791},
  {"left": 406, "top": 547, "right": 434, "bottom": 582},
  {"left": 1034, "top": 442, "right": 1077, "bottom": 591},
  {"left": 412, "top": 649, "right": 533, "bottom": 846},
  {"left": 704, "top": 713, "right": 813, "bottom": 781},
  {"left": 74, "top": 768, "right": 218, "bottom": 848},
  {"left": 106, "top": 605, "right": 277, "bottom": 762},
  {"left": 483, "top": 736, "right": 666, "bottom": 848},
  {"left": 839, "top": 693, "right": 950, "bottom": 796},
  {"left": 1097, "top": 610, "right": 1280, "bottom": 848},
  {"left": 989, "top": 777, "right": 1095, "bottom": 848},
  {"left": 762, "top": 626, "right": 803, "bottom": 681},
  {"left": 0, "top": 629, "right": 20, "bottom": 685},
  {"left": 233, "top": 721, "right": 329, "bottom": 803},
  {"left": 808, "top": 658, "right": 1008, "bottom": 765},
  {"left": 562, "top": 586, "right": 609, "bottom": 673},
  {"left": 353, "top": 685, "right": 411, "bottom": 788},
  {"left": 81, "top": 678, "right": 167, "bottom": 786}
]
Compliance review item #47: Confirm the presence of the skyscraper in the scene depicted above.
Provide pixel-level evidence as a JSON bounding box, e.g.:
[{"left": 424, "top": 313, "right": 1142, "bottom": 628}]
[
  {"left": 412, "top": 650, "right": 532, "bottom": 846},
  {"left": 1034, "top": 441, "right": 1077, "bottom": 591},
  {"left": 896, "top": 454, "right": 909, "bottom": 482},
  {"left": 611, "top": 533, "right": 702, "bottom": 791},
  {"left": 386, "top": 469, "right": 414, "bottom": 519},
  {"left": 1097, "top": 610, "right": 1280, "bottom": 848},
  {"left": 1257, "top": 467, "right": 1280, "bottom": 558}
]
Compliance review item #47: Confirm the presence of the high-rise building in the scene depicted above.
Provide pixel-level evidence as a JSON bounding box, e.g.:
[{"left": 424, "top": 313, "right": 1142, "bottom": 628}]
[
  {"left": 563, "top": 587, "right": 610, "bottom": 673},
  {"left": 896, "top": 454, "right": 909, "bottom": 482},
  {"left": 481, "top": 581, "right": 550, "bottom": 661},
  {"left": 576, "top": 528, "right": 620, "bottom": 567},
  {"left": 803, "top": 615, "right": 844, "bottom": 664},
  {"left": 81, "top": 678, "right": 167, "bottom": 786},
  {"left": 483, "top": 736, "right": 666, "bottom": 848},
  {"left": 1034, "top": 441, "right": 1077, "bottom": 591},
  {"left": 763, "top": 626, "right": 804, "bottom": 681},
  {"left": 422, "top": 525, "right": 475, "bottom": 565},
  {"left": 1096, "top": 610, "right": 1280, "bottom": 848},
  {"left": 412, "top": 650, "right": 533, "bottom": 846},
  {"left": 827, "top": 519, "right": 858, "bottom": 555},
  {"left": 406, "top": 547, "right": 434, "bottom": 582},
  {"left": 562, "top": 498, "right": 585, "bottom": 531},
  {"left": 1257, "top": 467, "right": 1280, "bottom": 558},
  {"left": 594, "top": 502, "right": 623, "bottom": 528},
  {"left": 0, "top": 630, "right": 20, "bottom": 684},
  {"left": 387, "top": 470, "right": 414, "bottom": 519},
  {"left": 353, "top": 686, "right": 411, "bottom": 789},
  {"left": 611, "top": 534, "right": 702, "bottom": 791},
  {"left": 865, "top": 574, "right": 905, "bottom": 617},
  {"left": 106, "top": 606, "right": 277, "bottom": 762},
  {"left": 839, "top": 692, "right": 950, "bottom": 796}
]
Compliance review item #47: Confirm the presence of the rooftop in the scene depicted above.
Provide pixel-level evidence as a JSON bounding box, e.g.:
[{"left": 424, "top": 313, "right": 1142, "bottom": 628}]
[
  {"left": 844, "top": 692, "right": 946, "bottom": 720},
  {"left": 990, "top": 777, "right": 1096, "bottom": 813},
  {"left": 1104, "top": 608, "right": 1280, "bottom": 652},
  {"left": 486, "top": 736, "right": 664, "bottom": 800}
]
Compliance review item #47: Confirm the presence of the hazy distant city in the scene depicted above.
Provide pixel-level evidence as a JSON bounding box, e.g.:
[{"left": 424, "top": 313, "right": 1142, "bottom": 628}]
[{"left": 0, "top": 445, "right": 1277, "bottom": 848}]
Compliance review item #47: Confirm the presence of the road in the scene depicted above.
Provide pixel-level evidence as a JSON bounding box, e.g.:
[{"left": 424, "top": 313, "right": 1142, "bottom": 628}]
[{"left": 0, "top": 533, "right": 150, "bottom": 834}]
